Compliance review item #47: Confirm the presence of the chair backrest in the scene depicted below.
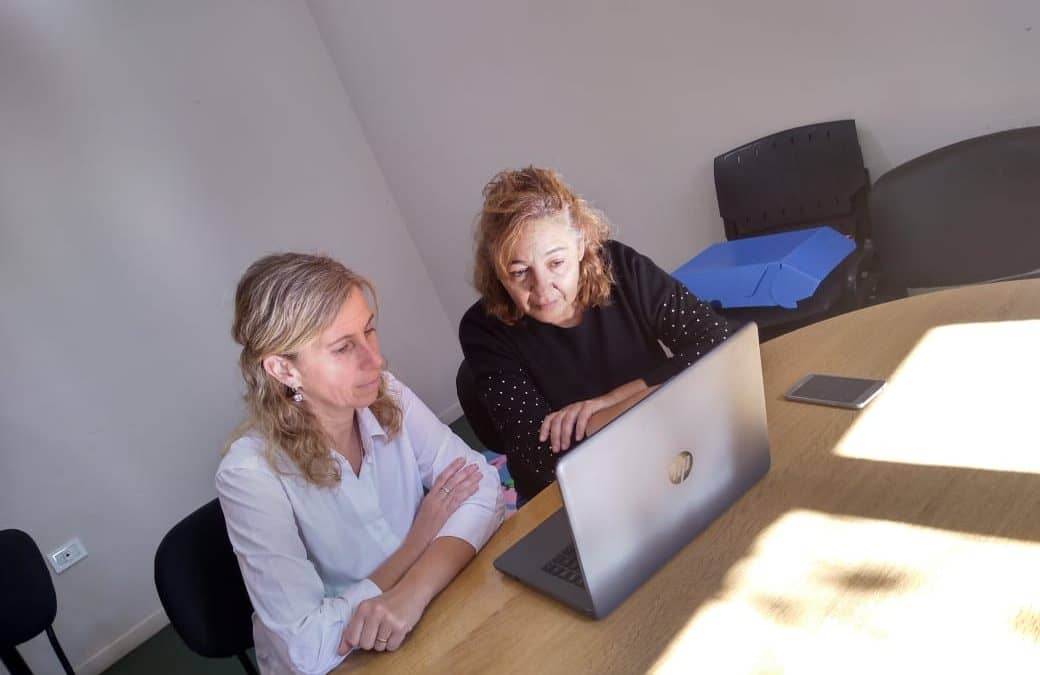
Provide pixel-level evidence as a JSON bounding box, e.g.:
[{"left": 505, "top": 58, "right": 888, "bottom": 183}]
[
  {"left": 0, "top": 529, "right": 57, "bottom": 647},
  {"left": 714, "top": 120, "right": 871, "bottom": 243},
  {"left": 870, "top": 125, "right": 1040, "bottom": 297},
  {"left": 455, "top": 360, "right": 504, "bottom": 453},
  {"left": 154, "top": 499, "right": 255, "bottom": 660},
  {"left": 1, "top": 529, "right": 76, "bottom": 675}
]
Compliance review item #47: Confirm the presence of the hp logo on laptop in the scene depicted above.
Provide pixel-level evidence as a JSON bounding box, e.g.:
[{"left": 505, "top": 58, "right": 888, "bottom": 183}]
[{"left": 668, "top": 451, "right": 694, "bottom": 485}]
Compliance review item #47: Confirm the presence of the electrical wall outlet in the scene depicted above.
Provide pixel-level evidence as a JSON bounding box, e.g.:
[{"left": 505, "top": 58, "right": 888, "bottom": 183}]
[{"left": 49, "top": 537, "right": 88, "bottom": 574}]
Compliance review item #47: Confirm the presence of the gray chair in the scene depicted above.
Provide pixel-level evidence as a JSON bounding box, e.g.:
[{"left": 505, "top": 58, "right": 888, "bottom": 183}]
[{"left": 870, "top": 126, "right": 1040, "bottom": 300}]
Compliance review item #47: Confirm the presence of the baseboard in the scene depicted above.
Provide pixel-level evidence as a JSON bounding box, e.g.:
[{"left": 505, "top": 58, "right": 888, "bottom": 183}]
[
  {"left": 77, "top": 607, "right": 169, "bottom": 675},
  {"left": 438, "top": 400, "right": 463, "bottom": 424}
]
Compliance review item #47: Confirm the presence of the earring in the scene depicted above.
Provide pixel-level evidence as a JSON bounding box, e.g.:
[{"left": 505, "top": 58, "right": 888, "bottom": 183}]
[{"left": 291, "top": 386, "right": 304, "bottom": 403}]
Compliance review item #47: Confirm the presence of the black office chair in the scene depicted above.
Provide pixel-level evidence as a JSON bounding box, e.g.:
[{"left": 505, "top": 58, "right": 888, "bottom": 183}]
[
  {"left": 870, "top": 125, "right": 1040, "bottom": 300},
  {"left": 154, "top": 499, "right": 258, "bottom": 675},
  {"left": 0, "top": 529, "right": 76, "bottom": 675},
  {"left": 711, "top": 119, "right": 878, "bottom": 340}
]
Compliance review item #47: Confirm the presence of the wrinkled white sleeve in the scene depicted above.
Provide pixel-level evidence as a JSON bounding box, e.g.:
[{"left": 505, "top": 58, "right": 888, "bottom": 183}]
[
  {"left": 397, "top": 379, "right": 504, "bottom": 550},
  {"left": 216, "top": 466, "right": 379, "bottom": 675}
]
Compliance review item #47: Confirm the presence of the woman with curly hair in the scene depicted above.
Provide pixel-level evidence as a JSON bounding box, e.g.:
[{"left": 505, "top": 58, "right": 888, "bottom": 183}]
[
  {"left": 219, "top": 253, "right": 502, "bottom": 674},
  {"left": 460, "top": 167, "right": 731, "bottom": 502}
]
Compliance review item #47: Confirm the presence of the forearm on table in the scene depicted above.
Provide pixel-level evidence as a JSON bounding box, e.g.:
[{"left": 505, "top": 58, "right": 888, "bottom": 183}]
[
  {"left": 587, "top": 380, "right": 659, "bottom": 437},
  {"left": 394, "top": 536, "right": 476, "bottom": 606},
  {"left": 368, "top": 529, "right": 430, "bottom": 592},
  {"left": 602, "top": 379, "right": 649, "bottom": 406}
]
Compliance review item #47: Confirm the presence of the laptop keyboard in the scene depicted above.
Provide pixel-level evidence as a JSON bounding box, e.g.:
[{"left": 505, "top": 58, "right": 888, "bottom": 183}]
[{"left": 541, "top": 543, "right": 586, "bottom": 588}]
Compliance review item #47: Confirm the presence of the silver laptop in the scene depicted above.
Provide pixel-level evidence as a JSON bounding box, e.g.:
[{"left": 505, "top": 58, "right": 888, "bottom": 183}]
[{"left": 494, "top": 322, "right": 770, "bottom": 618}]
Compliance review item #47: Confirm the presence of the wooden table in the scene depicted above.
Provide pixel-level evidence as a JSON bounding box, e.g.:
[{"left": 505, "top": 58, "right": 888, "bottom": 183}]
[{"left": 340, "top": 279, "right": 1040, "bottom": 674}]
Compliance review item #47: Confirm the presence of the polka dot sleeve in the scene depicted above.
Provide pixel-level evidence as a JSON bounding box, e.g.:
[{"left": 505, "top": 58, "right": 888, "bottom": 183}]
[
  {"left": 473, "top": 369, "right": 559, "bottom": 496},
  {"left": 620, "top": 244, "right": 732, "bottom": 385},
  {"left": 460, "top": 312, "right": 561, "bottom": 500},
  {"left": 653, "top": 284, "right": 731, "bottom": 376}
]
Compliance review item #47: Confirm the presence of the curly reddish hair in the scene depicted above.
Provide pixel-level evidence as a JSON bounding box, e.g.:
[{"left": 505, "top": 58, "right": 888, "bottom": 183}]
[{"left": 473, "top": 167, "right": 614, "bottom": 324}]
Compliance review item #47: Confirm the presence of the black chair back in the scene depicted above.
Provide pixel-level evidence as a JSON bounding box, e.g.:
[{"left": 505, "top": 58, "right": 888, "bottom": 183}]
[
  {"left": 709, "top": 120, "right": 877, "bottom": 339},
  {"left": 0, "top": 529, "right": 75, "bottom": 675},
  {"left": 154, "top": 499, "right": 258, "bottom": 675},
  {"left": 870, "top": 125, "right": 1040, "bottom": 299},
  {"left": 715, "top": 119, "right": 871, "bottom": 243}
]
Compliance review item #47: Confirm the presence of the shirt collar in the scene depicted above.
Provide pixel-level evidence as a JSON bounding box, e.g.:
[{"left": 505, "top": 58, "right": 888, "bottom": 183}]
[{"left": 356, "top": 406, "right": 389, "bottom": 442}]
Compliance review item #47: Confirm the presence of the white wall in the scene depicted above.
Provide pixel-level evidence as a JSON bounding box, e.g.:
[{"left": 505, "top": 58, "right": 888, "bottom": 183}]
[
  {"left": 309, "top": 0, "right": 1040, "bottom": 324},
  {"left": 4, "top": 1, "right": 1039, "bottom": 672},
  {"left": 0, "top": 2, "right": 460, "bottom": 673}
]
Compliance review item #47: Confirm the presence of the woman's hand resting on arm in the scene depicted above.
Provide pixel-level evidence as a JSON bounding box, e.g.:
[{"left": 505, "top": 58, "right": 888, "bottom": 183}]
[
  {"left": 408, "top": 459, "right": 482, "bottom": 546},
  {"left": 540, "top": 379, "right": 650, "bottom": 453},
  {"left": 365, "top": 458, "right": 482, "bottom": 594},
  {"left": 338, "top": 459, "right": 484, "bottom": 654}
]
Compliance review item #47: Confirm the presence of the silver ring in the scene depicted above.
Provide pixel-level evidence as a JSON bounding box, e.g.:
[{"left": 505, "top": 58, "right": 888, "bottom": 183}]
[
  {"left": 376, "top": 637, "right": 389, "bottom": 644},
  {"left": 439, "top": 487, "right": 452, "bottom": 496}
]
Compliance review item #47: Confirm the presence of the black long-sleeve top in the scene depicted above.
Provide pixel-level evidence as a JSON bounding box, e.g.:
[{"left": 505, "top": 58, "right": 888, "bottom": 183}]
[{"left": 459, "top": 240, "right": 731, "bottom": 501}]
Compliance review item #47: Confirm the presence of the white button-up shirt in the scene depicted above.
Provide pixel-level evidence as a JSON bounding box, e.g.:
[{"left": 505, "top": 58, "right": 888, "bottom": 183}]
[{"left": 216, "top": 374, "right": 503, "bottom": 675}]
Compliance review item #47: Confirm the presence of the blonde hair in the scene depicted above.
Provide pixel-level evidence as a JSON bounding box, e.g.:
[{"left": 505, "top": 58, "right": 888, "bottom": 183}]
[
  {"left": 473, "top": 166, "right": 614, "bottom": 324},
  {"left": 229, "top": 253, "right": 401, "bottom": 487}
]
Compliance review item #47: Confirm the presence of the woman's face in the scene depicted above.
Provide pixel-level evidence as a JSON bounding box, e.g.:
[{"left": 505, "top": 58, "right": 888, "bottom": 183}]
[
  {"left": 500, "top": 212, "right": 586, "bottom": 327},
  {"left": 267, "top": 289, "right": 385, "bottom": 422}
]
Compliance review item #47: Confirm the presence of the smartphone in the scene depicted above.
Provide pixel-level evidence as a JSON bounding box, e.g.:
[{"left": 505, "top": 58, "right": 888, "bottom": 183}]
[{"left": 784, "top": 374, "right": 886, "bottom": 409}]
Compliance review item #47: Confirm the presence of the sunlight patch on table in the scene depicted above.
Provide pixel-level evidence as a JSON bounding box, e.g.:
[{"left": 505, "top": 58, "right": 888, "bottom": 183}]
[
  {"left": 650, "top": 510, "right": 1040, "bottom": 675},
  {"left": 832, "top": 320, "right": 1040, "bottom": 473}
]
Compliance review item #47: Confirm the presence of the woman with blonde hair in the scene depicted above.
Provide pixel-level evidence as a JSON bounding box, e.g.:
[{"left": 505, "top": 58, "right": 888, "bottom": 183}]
[
  {"left": 460, "top": 167, "right": 731, "bottom": 502},
  {"left": 219, "top": 253, "right": 502, "bottom": 674}
]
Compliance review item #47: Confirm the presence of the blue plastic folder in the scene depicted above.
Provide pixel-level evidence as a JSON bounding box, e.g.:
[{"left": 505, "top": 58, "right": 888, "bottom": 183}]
[{"left": 673, "top": 226, "right": 855, "bottom": 309}]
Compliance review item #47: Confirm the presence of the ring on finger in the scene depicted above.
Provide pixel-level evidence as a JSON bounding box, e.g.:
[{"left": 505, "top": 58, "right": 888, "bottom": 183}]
[{"left": 439, "top": 486, "right": 452, "bottom": 496}]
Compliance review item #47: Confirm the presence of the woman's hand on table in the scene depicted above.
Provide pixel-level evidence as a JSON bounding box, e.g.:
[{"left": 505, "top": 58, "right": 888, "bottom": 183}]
[
  {"left": 339, "top": 580, "right": 427, "bottom": 654},
  {"left": 540, "top": 379, "right": 652, "bottom": 453},
  {"left": 540, "top": 397, "right": 611, "bottom": 453}
]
